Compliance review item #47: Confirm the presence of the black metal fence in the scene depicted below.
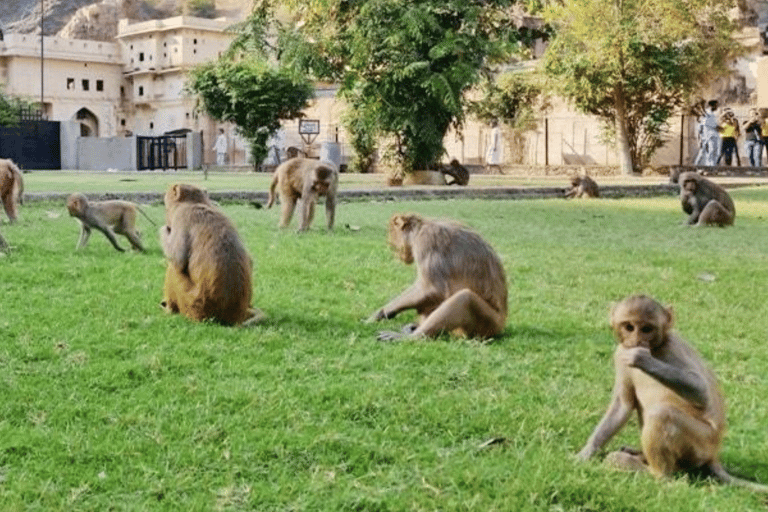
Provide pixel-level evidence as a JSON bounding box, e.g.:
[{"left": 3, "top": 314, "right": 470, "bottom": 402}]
[
  {"left": 0, "top": 120, "right": 61, "bottom": 170},
  {"left": 137, "top": 134, "right": 188, "bottom": 170}
]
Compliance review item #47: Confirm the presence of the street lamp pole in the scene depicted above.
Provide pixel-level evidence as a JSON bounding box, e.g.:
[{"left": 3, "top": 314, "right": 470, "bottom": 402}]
[{"left": 40, "top": 0, "right": 44, "bottom": 116}]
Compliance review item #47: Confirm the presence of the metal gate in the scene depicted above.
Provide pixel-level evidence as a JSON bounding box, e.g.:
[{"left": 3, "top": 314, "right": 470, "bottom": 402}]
[
  {"left": 137, "top": 134, "right": 188, "bottom": 170},
  {"left": 0, "top": 120, "right": 61, "bottom": 170}
]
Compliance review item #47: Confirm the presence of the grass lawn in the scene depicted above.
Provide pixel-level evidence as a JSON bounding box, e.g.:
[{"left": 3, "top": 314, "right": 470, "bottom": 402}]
[
  {"left": 1, "top": 186, "right": 768, "bottom": 510},
  {"left": 20, "top": 169, "right": 631, "bottom": 197}
]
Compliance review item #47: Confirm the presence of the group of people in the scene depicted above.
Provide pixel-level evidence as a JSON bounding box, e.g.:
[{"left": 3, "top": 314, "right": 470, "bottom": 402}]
[{"left": 695, "top": 100, "right": 768, "bottom": 168}]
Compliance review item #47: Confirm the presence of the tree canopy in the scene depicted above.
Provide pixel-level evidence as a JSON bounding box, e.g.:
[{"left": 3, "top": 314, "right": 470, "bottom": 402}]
[
  {"left": 542, "top": 0, "right": 740, "bottom": 173},
  {"left": 186, "top": 57, "right": 314, "bottom": 167},
  {"left": 246, "top": 0, "right": 526, "bottom": 172}
]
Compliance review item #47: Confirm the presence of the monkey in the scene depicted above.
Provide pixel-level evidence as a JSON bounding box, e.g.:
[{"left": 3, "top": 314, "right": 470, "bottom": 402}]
[
  {"left": 266, "top": 157, "right": 338, "bottom": 231},
  {"left": 441, "top": 159, "right": 470, "bottom": 186},
  {"left": 66, "top": 193, "right": 156, "bottom": 252},
  {"left": 160, "top": 183, "right": 263, "bottom": 326},
  {"left": 678, "top": 171, "right": 734, "bottom": 227},
  {"left": 366, "top": 213, "right": 508, "bottom": 341},
  {"left": 668, "top": 167, "right": 682, "bottom": 185},
  {"left": 577, "top": 295, "right": 768, "bottom": 491},
  {"left": 0, "top": 158, "right": 24, "bottom": 223},
  {"left": 402, "top": 170, "right": 447, "bottom": 186},
  {"left": 564, "top": 173, "right": 600, "bottom": 198}
]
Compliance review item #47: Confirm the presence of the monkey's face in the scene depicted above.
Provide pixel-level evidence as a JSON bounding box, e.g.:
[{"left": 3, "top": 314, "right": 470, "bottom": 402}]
[
  {"left": 570, "top": 176, "right": 581, "bottom": 187},
  {"left": 612, "top": 316, "right": 662, "bottom": 349},
  {"left": 682, "top": 179, "right": 697, "bottom": 195},
  {"left": 66, "top": 195, "right": 84, "bottom": 216},
  {"left": 387, "top": 221, "right": 414, "bottom": 264},
  {"left": 387, "top": 226, "right": 413, "bottom": 264},
  {"left": 611, "top": 297, "right": 671, "bottom": 349}
]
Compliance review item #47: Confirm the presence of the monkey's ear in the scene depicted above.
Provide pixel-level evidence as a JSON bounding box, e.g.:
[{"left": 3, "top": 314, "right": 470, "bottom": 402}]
[
  {"left": 392, "top": 214, "right": 408, "bottom": 231},
  {"left": 663, "top": 305, "right": 675, "bottom": 329},
  {"left": 171, "top": 184, "right": 182, "bottom": 201}
]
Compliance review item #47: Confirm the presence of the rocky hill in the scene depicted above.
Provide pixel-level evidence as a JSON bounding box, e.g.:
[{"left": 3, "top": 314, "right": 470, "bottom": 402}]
[{"left": 0, "top": 0, "right": 246, "bottom": 36}]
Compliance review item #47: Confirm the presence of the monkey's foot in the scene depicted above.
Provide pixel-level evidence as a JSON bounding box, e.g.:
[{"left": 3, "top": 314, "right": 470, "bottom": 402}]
[
  {"left": 605, "top": 450, "right": 647, "bottom": 472},
  {"left": 377, "top": 331, "right": 406, "bottom": 342},
  {"left": 241, "top": 308, "right": 267, "bottom": 327}
]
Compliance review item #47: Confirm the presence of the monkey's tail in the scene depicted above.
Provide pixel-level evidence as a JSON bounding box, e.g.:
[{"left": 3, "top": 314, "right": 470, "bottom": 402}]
[
  {"left": 710, "top": 462, "right": 768, "bottom": 493},
  {"left": 266, "top": 175, "right": 278, "bottom": 209},
  {"left": 10, "top": 162, "right": 23, "bottom": 205},
  {"left": 137, "top": 206, "right": 158, "bottom": 226}
]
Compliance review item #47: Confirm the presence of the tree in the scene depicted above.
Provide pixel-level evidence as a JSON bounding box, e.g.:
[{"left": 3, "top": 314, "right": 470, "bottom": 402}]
[
  {"left": 542, "top": 0, "right": 740, "bottom": 173},
  {"left": 251, "top": 0, "right": 523, "bottom": 173},
  {"left": 186, "top": 57, "right": 314, "bottom": 167},
  {"left": 468, "top": 70, "right": 548, "bottom": 164},
  {"left": 0, "top": 87, "right": 35, "bottom": 127}
]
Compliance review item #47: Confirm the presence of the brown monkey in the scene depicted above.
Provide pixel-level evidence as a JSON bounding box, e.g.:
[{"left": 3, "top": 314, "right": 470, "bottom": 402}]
[
  {"left": 402, "top": 170, "right": 447, "bottom": 186},
  {"left": 565, "top": 174, "right": 599, "bottom": 198},
  {"left": 160, "top": 183, "right": 263, "bottom": 326},
  {"left": 267, "top": 157, "right": 338, "bottom": 231},
  {"left": 678, "top": 172, "right": 734, "bottom": 226},
  {"left": 0, "top": 158, "right": 24, "bottom": 223},
  {"left": 441, "top": 159, "right": 470, "bottom": 186},
  {"left": 577, "top": 295, "right": 768, "bottom": 491},
  {"left": 366, "top": 213, "right": 508, "bottom": 341},
  {"left": 66, "top": 193, "right": 155, "bottom": 252}
]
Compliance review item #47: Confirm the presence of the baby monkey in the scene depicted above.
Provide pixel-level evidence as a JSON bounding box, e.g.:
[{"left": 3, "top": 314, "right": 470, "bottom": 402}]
[
  {"left": 67, "top": 193, "right": 155, "bottom": 252},
  {"left": 578, "top": 295, "right": 768, "bottom": 491}
]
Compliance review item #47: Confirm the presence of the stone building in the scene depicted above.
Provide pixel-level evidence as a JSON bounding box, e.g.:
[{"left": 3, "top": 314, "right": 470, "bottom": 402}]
[{"left": 0, "top": 15, "right": 238, "bottom": 165}]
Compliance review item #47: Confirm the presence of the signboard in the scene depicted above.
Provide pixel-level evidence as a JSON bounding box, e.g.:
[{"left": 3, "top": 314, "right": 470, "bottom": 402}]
[{"left": 299, "top": 119, "right": 320, "bottom": 135}]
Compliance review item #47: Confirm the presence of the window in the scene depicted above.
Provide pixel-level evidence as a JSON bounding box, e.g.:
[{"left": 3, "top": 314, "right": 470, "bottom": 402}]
[
  {"left": 121, "top": 119, "right": 126, "bottom": 126},
  {"left": 82, "top": 79, "right": 89, "bottom": 91},
  {"left": 139, "top": 52, "right": 144, "bottom": 61},
  {"left": 150, "top": 122, "right": 154, "bottom": 129},
  {"left": 138, "top": 86, "right": 144, "bottom": 96},
  {"left": 96, "top": 80, "right": 103, "bottom": 92},
  {"left": 66, "top": 78, "right": 74, "bottom": 90}
]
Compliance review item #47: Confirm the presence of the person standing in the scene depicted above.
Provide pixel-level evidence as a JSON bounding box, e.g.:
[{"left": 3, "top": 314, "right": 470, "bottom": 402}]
[
  {"left": 717, "top": 110, "right": 740, "bottom": 166},
  {"left": 214, "top": 128, "right": 228, "bottom": 166},
  {"left": 743, "top": 109, "right": 763, "bottom": 168},
  {"left": 761, "top": 113, "right": 768, "bottom": 166},
  {"left": 485, "top": 119, "right": 503, "bottom": 174},
  {"left": 694, "top": 100, "right": 720, "bottom": 166}
]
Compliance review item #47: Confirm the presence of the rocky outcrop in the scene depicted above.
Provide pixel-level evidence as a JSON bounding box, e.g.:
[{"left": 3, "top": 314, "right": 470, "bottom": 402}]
[
  {"left": 1, "top": 0, "right": 248, "bottom": 37},
  {"left": 57, "top": 0, "right": 151, "bottom": 41}
]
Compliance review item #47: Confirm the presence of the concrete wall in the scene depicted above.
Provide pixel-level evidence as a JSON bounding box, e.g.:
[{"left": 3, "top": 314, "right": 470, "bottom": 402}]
[
  {"left": 76, "top": 136, "right": 136, "bottom": 171},
  {"left": 60, "top": 121, "right": 80, "bottom": 170},
  {"left": 186, "top": 131, "right": 202, "bottom": 169},
  {"left": 758, "top": 57, "right": 768, "bottom": 108}
]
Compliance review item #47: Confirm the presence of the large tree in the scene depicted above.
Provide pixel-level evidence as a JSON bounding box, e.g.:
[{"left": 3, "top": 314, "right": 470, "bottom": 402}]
[
  {"left": 186, "top": 57, "right": 314, "bottom": 167},
  {"left": 542, "top": 0, "right": 740, "bottom": 173},
  {"left": 245, "top": 0, "right": 523, "bottom": 172}
]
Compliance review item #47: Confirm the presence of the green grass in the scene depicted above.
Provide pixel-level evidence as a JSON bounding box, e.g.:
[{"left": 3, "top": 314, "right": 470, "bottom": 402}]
[
  {"left": 20, "top": 169, "right": 605, "bottom": 196},
  {"left": 2, "top": 188, "right": 768, "bottom": 510}
]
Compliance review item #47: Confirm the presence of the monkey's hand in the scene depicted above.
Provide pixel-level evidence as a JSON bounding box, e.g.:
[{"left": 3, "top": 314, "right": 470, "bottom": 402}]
[
  {"left": 365, "top": 309, "right": 388, "bottom": 323},
  {"left": 377, "top": 330, "right": 405, "bottom": 342},
  {"left": 575, "top": 446, "right": 595, "bottom": 461},
  {"left": 618, "top": 347, "right": 652, "bottom": 368}
]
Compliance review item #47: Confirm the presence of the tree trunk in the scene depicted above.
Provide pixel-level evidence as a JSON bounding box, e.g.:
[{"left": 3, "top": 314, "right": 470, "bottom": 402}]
[{"left": 614, "top": 84, "right": 635, "bottom": 174}]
